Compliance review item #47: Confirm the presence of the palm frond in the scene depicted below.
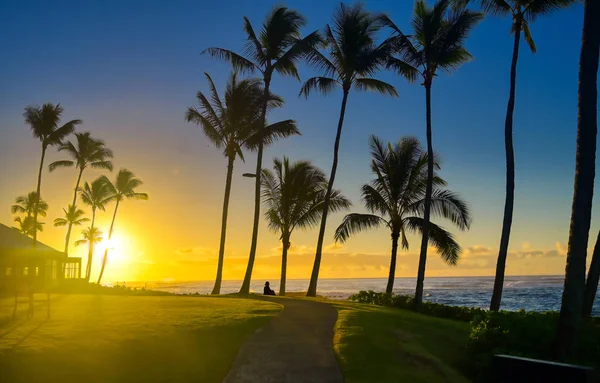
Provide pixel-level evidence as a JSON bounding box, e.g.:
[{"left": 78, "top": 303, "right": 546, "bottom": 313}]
[
  {"left": 387, "top": 57, "right": 421, "bottom": 83},
  {"left": 353, "top": 78, "right": 399, "bottom": 97},
  {"left": 334, "top": 213, "right": 387, "bottom": 243},
  {"left": 524, "top": 0, "right": 577, "bottom": 22},
  {"left": 521, "top": 19, "right": 537, "bottom": 53},
  {"left": 299, "top": 77, "right": 339, "bottom": 98},
  {"left": 202, "top": 47, "right": 259, "bottom": 74},
  {"left": 404, "top": 216, "right": 461, "bottom": 265},
  {"left": 246, "top": 119, "right": 300, "bottom": 150}
]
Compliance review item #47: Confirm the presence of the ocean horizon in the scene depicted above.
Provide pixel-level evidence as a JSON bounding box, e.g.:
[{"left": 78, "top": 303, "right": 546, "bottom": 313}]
[{"left": 115, "top": 275, "right": 600, "bottom": 316}]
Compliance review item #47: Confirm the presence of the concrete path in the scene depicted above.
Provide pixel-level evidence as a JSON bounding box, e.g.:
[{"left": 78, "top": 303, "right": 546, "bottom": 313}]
[{"left": 223, "top": 297, "right": 344, "bottom": 383}]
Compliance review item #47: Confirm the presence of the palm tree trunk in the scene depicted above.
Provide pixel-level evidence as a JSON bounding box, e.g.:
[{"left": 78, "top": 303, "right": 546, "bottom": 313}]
[
  {"left": 33, "top": 144, "right": 47, "bottom": 248},
  {"left": 414, "top": 83, "right": 434, "bottom": 311},
  {"left": 64, "top": 168, "right": 84, "bottom": 255},
  {"left": 97, "top": 200, "right": 120, "bottom": 284},
  {"left": 583, "top": 230, "right": 600, "bottom": 318},
  {"left": 86, "top": 208, "right": 96, "bottom": 281},
  {"left": 211, "top": 155, "right": 235, "bottom": 295},
  {"left": 490, "top": 19, "right": 522, "bottom": 312},
  {"left": 239, "top": 76, "right": 271, "bottom": 295},
  {"left": 554, "top": 0, "right": 599, "bottom": 357},
  {"left": 307, "top": 89, "right": 350, "bottom": 297},
  {"left": 280, "top": 234, "right": 290, "bottom": 296},
  {"left": 386, "top": 232, "right": 400, "bottom": 294}
]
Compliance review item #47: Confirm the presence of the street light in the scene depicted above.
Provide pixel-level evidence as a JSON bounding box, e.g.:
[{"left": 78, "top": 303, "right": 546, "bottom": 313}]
[{"left": 242, "top": 173, "right": 257, "bottom": 178}]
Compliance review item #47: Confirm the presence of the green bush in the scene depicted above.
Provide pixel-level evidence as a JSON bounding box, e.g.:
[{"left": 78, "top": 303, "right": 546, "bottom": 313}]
[{"left": 349, "top": 290, "right": 485, "bottom": 322}]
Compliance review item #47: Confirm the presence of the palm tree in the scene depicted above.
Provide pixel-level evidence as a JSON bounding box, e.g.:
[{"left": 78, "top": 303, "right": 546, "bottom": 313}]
[
  {"left": 203, "top": 7, "right": 320, "bottom": 295},
  {"left": 382, "top": 0, "right": 481, "bottom": 309},
  {"left": 554, "top": 0, "right": 599, "bottom": 358},
  {"left": 453, "top": 0, "right": 575, "bottom": 312},
  {"left": 96, "top": 169, "right": 148, "bottom": 284},
  {"left": 23, "top": 103, "right": 82, "bottom": 246},
  {"left": 334, "top": 136, "right": 471, "bottom": 294},
  {"left": 301, "top": 3, "right": 398, "bottom": 297},
  {"left": 79, "top": 178, "right": 111, "bottom": 281},
  {"left": 75, "top": 227, "right": 103, "bottom": 250},
  {"left": 186, "top": 72, "right": 299, "bottom": 295},
  {"left": 54, "top": 205, "right": 89, "bottom": 252},
  {"left": 13, "top": 216, "right": 44, "bottom": 237},
  {"left": 583, "top": 230, "right": 600, "bottom": 318},
  {"left": 11, "top": 192, "right": 48, "bottom": 219},
  {"left": 261, "top": 157, "right": 351, "bottom": 295},
  {"left": 49, "top": 132, "right": 113, "bottom": 254}
]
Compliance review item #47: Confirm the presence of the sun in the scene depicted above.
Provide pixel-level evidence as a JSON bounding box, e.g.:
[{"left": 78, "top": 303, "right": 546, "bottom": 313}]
[{"left": 99, "top": 233, "right": 131, "bottom": 263}]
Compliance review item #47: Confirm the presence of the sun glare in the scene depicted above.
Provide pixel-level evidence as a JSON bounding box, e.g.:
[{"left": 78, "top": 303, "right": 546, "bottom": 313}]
[{"left": 98, "top": 233, "right": 131, "bottom": 263}]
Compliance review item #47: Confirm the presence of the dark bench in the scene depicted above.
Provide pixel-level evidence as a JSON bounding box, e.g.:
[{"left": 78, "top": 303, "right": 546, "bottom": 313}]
[{"left": 493, "top": 354, "right": 596, "bottom": 383}]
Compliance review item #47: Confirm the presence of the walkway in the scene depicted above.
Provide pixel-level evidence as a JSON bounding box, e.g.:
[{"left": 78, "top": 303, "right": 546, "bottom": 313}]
[{"left": 223, "top": 297, "right": 344, "bottom": 383}]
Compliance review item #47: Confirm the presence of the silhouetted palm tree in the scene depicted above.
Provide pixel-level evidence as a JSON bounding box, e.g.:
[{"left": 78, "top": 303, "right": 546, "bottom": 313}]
[
  {"left": 54, "top": 205, "right": 89, "bottom": 252},
  {"left": 554, "top": 0, "right": 599, "bottom": 358},
  {"left": 301, "top": 3, "right": 398, "bottom": 297},
  {"left": 13, "top": 216, "right": 44, "bottom": 237},
  {"left": 49, "top": 132, "right": 113, "bottom": 254},
  {"left": 335, "top": 136, "right": 471, "bottom": 294},
  {"left": 262, "top": 157, "right": 351, "bottom": 295},
  {"left": 97, "top": 169, "right": 148, "bottom": 284},
  {"left": 11, "top": 192, "right": 48, "bottom": 219},
  {"left": 454, "top": 0, "right": 575, "bottom": 312},
  {"left": 23, "top": 103, "right": 82, "bottom": 246},
  {"left": 383, "top": 0, "right": 481, "bottom": 309},
  {"left": 583, "top": 231, "right": 600, "bottom": 318},
  {"left": 186, "top": 72, "right": 299, "bottom": 295},
  {"left": 75, "top": 227, "right": 103, "bottom": 249},
  {"left": 204, "top": 7, "right": 320, "bottom": 295},
  {"left": 79, "top": 178, "right": 111, "bottom": 281}
]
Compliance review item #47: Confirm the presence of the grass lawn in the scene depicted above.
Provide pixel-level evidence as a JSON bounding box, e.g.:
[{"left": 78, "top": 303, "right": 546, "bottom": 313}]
[
  {"left": 0, "top": 294, "right": 281, "bottom": 383},
  {"left": 332, "top": 301, "right": 472, "bottom": 383}
]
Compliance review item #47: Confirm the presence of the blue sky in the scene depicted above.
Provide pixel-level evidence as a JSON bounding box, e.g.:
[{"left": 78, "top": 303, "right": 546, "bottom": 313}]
[{"left": 0, "top": 0, "right": 595, "bottom": 281}]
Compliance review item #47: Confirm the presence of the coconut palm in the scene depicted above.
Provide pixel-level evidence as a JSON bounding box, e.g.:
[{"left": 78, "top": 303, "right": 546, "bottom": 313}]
[
  {"left": 261, "top": 157, "right": 351, "bottom": 295},
  {"left": 49, "top": 132, "right": 113, "bottom": 255},
  {"left": 300, "top": 3, "right": 398, "bottom": 297},
  {"left": 13, "top": 216, "right": 44, "bottom": 237},
  {"left": 203, "top": 7, "right": 320, "bottom": 295},
  {"left": 335, "top": 136, "right": 471, "bottom": 294},
  {"left": 23, "top": 103, "right": 82, "bottom": 246},
  {"left": 54, "top": 205, "right": 89, "bottom": 252},
  {"left": 75, "top": 227, "right": 103, "bottom": 249},
  {"left": 554, "top": 0, "right": 599, "bottom": 357},
  {"left": 452, "top": 0, "right": 575, "bottom": 312},
  {"left": 186, "top": 72, "right": 299, "bottom": 295},
  {"left": 382, "top": 0, "right": 481, "bottom": 309},
  {"left": 11, "top": 192, "right": 48, "bottom": 219},
  {"left": 96, "top": 169, "right": 148, "bottom": 284},
  {"left": 79, "top": 178, "right": 111, "bottom": 281}
]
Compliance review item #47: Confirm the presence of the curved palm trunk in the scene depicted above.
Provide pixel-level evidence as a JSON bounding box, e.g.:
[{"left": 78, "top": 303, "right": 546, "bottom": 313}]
[
  {"left": 33, "top": 144, "right": 47, "bottom": 248},
  {"left": 97, "top": 200, "right": 120, "bottom": 284},
  {"left": 279, "top": 235, "right": 290, "bottom": 296},
  {"left": 85, "top": 208, "right": 96, "bottom": 281},
  {"left": 307, "top": 90, "right": 350, "bottom": 297},
  {"left": 64, "top": 168, "right": 84, "bottom": 255},
  {"left": 583, "top": 230, "right": 600, "bottom": 318},
  {"left": 211, "top": 155, "right": 235, "bottom": 295},
  {"left": 554, "top": 0, "right": 599, "bottom": 357},
  {"left": 490, "top": 20, "right": 522, "bottom": 312},
  {"left": 415, "top": 84, "right": 434, "bottom": 311},
  {"left": 239, "top": 77, "right": 271, "bottom": 295},
  {"left": 386, "top": 232, "right": 400, "bottom": 294}
]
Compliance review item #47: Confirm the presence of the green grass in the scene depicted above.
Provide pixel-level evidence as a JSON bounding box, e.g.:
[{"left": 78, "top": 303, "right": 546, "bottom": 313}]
[
  {"left": 0, "top": 294, "right": 281, "bottom": 383},
  {"left": 332, "top": 301, "right": 472, "bottom": 383}
]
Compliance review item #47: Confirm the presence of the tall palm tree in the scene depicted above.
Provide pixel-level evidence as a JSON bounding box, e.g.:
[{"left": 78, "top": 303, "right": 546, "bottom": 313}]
[
  {"left": 454, "top": 0, "right": 576, "bottom": 312},
  {"left": 186, "top": 72, "right": 299, "bottom": 295},
  {"left": 583, "top": 230, "right": 600, "bottom": 318},
  {"left": 75, "top": 227, "right": 103, "bottom": 250},
  {"left": 204, "top": 7, "right": 320, "bottom": 295},
  {"left": 96, "top": 169, "right": 148, "bottom": 284},
  {"left": 23, "top": 103, "right": 82, "bottom": 246},
  {"left": 79, "top": 178, "right": 111, "bottom": 281},
  {"left": 554, "top": 0, "right": 599, "bottom": 358},
  {"left": 11, "top": 192, "right": 48, "bottom": 219},
  {"left": 301, "top": 3, "right": 398, "bottom": 297},
  {"left": 334, "top": 136, "right": 471, "bottom": 294},
  {"left": 383, "top": 0, "right": 481, "bottom": 309},
  {"left": 13, "top": 216, "right": 44, "bottom": 237},
  {"left": 261, "top": 157, "right": 351, "bottom": 295},
  {"left": 54, "top": 205, "right": 89, "bottom": 252},
  {"left": 49, "top": 132, "right": 113, "bottom": 254}
]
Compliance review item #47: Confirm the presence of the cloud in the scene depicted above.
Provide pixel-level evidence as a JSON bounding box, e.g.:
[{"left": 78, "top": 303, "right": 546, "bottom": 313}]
[
  {"left": 175, "top": 246, "right": 216, "bottom": 259},
  {"left": 463, "top": 245, "right": 493, "bottom": 258}
]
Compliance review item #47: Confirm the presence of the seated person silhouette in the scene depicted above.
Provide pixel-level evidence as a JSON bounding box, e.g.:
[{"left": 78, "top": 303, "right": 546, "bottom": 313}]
[{"left": 263, "top": 281, "right": 276, "bottom": 296}]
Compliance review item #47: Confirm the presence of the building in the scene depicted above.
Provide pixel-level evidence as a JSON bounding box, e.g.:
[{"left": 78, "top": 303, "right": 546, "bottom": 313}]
[{"left": 0, "top": 223, "right": 81, "bottom": 295}]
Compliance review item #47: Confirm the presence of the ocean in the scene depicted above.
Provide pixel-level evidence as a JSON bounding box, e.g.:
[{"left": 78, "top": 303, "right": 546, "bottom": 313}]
[{"left": 120, "top": 275, "right": 600, "bottom": 316}]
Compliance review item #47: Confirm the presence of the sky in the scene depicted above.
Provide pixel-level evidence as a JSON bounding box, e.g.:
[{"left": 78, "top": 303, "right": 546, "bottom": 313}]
[{"left": 0, "top": 0, "right": 597, "bottom": 285}]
